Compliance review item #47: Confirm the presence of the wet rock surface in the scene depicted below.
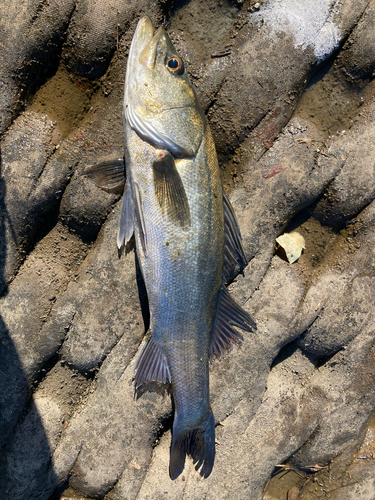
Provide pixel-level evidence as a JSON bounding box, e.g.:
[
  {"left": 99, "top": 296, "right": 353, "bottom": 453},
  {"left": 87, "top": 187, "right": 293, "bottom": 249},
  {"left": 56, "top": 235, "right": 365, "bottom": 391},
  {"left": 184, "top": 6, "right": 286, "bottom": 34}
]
[{"left": 1, "top": 1, "right": 375, "bottom": 500}]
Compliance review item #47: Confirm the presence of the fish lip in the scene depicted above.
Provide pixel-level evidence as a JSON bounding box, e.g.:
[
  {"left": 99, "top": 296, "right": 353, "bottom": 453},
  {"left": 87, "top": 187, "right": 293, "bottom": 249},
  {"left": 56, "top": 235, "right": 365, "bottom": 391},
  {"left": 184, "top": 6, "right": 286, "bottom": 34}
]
[
  {"left": 126, "top": 16, "right": 155, "bottom": 74},
  {"left": 124, "top": 17, "right": 154, "bottom": 107},
  {"left": 138, "top": 25, "right": 165, "bottom": 69},
  {"left": 125, "top": 17, "right": 167, "bottom": 110},
  {"left": 134, "top": 16, "right": 154, "bottom": 51}
]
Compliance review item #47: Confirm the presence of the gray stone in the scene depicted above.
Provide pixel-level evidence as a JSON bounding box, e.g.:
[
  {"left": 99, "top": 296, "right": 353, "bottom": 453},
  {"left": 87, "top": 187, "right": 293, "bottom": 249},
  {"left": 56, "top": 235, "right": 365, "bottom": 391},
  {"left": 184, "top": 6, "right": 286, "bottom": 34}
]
[
  {"left": 57, "top": 70, "right": 125, "bottom": 241},
  {"left": 204, "top": 0, "right": 369, "bottom": 157},
  {"left": 327, "top": 462, "right": 375, "bottom": 500},
  {"left": 0, "top": 364, "right": 88, "bottom": 500},
  {"left": 57, "top": 208, "right": 144, "bottom": 372},
  {"left": 292, "top": 327, "right": 375, "bottom": 467},
  {"left": 0, "top": 316, "right": 30, "bottom": 451},
  {"left": 329, "top": 478, "right": 375, "bottom": 500},
  {"left": 52, "top": 338, "right": 168, "bottom": 498},
  {"left": 0, "top": 223, "right": 87, "bottom": 448},
  {"left": 63, "top": 0, "right": 163, "bottom": 78},
  {"left": 296, "top": 275, "right": 375, "bottom": 356},
  {"left": 1, "top": 223, "right": 87, "bottom": 379},
  {"left": 311, "top": 92, "right": 375, "bottom": 228},
  {"left": 229, "top": 116, "right": 343, "bottom": 292},
  {"left": 0, "top": 0, "right": 75, "bottom": 135},
  {"left": 0, "top": 1, "right": 375, "bottom": 499},
  {"left": 338, "top": 0, "right": 375, "bottom": 83},
  {"left": 0, "top": 111, "right": 71, "bottom": 291},
  {"left": 0, "top": 396, "right": 59, "bottom": 500}
]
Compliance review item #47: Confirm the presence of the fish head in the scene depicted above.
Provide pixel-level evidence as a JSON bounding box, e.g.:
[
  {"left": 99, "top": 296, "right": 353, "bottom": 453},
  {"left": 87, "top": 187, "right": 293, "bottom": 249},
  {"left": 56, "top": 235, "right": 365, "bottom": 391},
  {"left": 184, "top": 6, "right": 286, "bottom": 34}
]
[{"left": 124, "top": 17, "right": 205, "bottom": 158}]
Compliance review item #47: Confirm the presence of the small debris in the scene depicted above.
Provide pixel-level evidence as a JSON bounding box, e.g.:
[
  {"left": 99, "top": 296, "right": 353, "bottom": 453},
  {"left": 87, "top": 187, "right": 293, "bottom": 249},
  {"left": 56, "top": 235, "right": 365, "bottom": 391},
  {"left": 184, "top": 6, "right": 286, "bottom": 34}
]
[
  {"left": 274, "top": 464, "right": 305, "bottom": 478},
  {"left": 276, "top": 232, "right": 305, "bottom": 263},
  {"left": 300, "top": 462, "right": 329, "bottom": 472},
  {"left": 262, "top": 164, "right": 288, "bottom": 178},
  {"left": 60, "top": 497, "right": 87, "bottom": 500},
  {"left": 296, "top": 137, "right": 317, "bottom": 144},
  {"left": 129, "top": 458, "right": 141, "bottom": 470},
  {"left": 211, "top": 49, "right": 231, "bottom": 58}
]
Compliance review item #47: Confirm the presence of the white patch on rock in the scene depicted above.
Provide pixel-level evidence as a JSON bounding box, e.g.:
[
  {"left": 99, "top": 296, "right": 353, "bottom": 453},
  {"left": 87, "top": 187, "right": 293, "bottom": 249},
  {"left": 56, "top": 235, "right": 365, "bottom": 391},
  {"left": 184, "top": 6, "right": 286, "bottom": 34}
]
[{"left": 252, "top": 0, "right": 341, "bottom": 61}]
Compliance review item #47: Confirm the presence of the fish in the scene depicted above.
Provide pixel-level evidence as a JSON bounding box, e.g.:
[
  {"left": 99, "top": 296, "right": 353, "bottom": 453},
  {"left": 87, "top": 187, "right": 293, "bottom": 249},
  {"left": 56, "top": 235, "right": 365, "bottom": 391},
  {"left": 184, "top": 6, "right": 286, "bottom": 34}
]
[{"left": 85, "top": 16, "right": 256, "bottom": 480}]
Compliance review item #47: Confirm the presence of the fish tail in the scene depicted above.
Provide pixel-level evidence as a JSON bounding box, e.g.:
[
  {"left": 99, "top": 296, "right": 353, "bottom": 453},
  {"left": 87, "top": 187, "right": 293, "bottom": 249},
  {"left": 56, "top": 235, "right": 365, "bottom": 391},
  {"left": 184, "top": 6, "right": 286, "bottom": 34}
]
[{"left": 169, "top": 411, "right": 215, "bottom": 480}]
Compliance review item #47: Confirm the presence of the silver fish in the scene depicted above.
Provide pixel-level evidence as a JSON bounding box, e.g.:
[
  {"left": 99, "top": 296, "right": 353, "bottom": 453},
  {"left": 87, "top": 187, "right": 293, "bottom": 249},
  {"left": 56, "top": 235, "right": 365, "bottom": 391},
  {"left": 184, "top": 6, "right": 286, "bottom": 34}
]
[{"left": 86, "top": 16, "right": 256, "bottom": 480}]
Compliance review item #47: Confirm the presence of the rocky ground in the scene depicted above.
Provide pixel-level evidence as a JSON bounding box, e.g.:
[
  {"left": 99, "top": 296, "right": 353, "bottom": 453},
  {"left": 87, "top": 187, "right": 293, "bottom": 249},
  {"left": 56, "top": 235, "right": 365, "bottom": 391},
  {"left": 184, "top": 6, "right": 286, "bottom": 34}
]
[{"left": 0, "top": 0, "right": 374, "bottom": 499}]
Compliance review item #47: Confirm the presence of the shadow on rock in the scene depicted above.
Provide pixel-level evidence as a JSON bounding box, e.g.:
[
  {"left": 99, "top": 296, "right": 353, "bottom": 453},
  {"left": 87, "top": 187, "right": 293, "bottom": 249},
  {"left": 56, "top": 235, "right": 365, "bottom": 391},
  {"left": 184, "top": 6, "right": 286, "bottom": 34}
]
[
  {"left": 0, "top": 315, "right": 59, "bottom": 500},
  {"left": 0, "top": 152, "right": 58, "bottom": 499}
]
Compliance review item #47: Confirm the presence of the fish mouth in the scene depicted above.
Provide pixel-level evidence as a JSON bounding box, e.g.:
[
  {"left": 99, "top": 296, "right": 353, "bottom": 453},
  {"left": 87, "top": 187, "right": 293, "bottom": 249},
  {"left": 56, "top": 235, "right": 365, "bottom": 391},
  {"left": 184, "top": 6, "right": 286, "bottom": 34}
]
[{"left": 128, "top": 17, "right": 165, "bottom": 72}]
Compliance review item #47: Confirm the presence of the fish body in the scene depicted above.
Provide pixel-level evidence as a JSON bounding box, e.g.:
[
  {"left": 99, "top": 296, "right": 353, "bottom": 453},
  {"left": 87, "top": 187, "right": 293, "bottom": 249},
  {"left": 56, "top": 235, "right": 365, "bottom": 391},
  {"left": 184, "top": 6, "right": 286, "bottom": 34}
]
[
  {"left": 117, "top": 17, "right": 256, "bottom": 479},
  {"left": 125, "top": 117, "right": 221, "bottom": 479}
]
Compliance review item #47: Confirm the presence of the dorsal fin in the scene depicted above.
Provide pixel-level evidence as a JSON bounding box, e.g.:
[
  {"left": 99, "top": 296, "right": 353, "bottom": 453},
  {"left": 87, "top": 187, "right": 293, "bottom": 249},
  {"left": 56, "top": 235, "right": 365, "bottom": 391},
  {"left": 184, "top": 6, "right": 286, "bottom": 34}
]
[
  {"left": 223, "top": 189, "right": 247, "bottom": 283},
  {"left": 211, "top": 284, "right": 256, "bottom": 361}
]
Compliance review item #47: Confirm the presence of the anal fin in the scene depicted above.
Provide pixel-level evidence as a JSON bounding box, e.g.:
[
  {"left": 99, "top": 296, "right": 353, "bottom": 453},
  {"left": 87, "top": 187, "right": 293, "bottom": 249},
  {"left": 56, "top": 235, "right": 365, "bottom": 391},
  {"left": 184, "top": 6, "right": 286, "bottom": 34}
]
[
  {"left": 134, "top": 335, "right": 171, "bottom": 389},
  {"left": 211, "top": 284, "right": 256, "bottom": 360}
]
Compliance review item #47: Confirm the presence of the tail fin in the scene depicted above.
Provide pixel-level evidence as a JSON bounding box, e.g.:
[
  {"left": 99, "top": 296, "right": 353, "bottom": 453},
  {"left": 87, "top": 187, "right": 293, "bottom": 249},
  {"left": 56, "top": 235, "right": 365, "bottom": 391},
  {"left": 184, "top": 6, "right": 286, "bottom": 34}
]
[{"left": 169, "top": 411, "right": 215, "bottom": 480}]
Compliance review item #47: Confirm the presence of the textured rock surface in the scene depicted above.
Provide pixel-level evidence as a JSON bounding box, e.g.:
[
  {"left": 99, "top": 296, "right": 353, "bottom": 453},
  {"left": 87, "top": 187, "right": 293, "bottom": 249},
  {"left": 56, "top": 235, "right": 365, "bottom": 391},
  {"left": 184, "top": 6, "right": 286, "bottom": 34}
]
[
  {"left": 1, "top": 1, "right": 375, "bottom": 500},
  {"left": 310, "top": 95, "right": 375, "bottom": 227},
  {"left": 0, "top": 0, "right": 76, "bottom": 135}
]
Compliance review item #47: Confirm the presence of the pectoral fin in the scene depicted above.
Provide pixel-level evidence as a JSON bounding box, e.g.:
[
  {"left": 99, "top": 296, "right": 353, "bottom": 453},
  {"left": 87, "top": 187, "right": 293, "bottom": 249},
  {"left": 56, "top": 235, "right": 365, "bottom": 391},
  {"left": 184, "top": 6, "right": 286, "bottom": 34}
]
[
  {"left": 117, "top": 180, "right": 134, "bottom": 250},
  {"left": 153, "top": 152, "right": 191, "bottom": 228},
  {"left": 211, "top": 284, "right": 256, "bottom": 361},
  {"left": 133, "top": 181, "right": 147, "bottom": 254},
  {"left": 83, "top": 158, "right": 126, "bottom": 190}
]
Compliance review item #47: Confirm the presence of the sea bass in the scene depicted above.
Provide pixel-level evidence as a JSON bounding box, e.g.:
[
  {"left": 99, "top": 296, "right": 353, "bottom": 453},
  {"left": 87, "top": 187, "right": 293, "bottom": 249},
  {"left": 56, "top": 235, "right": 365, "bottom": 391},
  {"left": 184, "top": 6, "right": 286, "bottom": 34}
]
[{"left": 88, "top": 16, "right": 256, "bottom": 479}]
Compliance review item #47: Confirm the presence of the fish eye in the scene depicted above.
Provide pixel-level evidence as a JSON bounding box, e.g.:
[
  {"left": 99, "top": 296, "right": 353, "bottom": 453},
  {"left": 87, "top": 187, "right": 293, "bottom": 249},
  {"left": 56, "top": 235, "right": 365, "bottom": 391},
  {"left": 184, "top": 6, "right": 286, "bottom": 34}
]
[{"left": 166, "top": 56, "right": 184, "bottom": 75}]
